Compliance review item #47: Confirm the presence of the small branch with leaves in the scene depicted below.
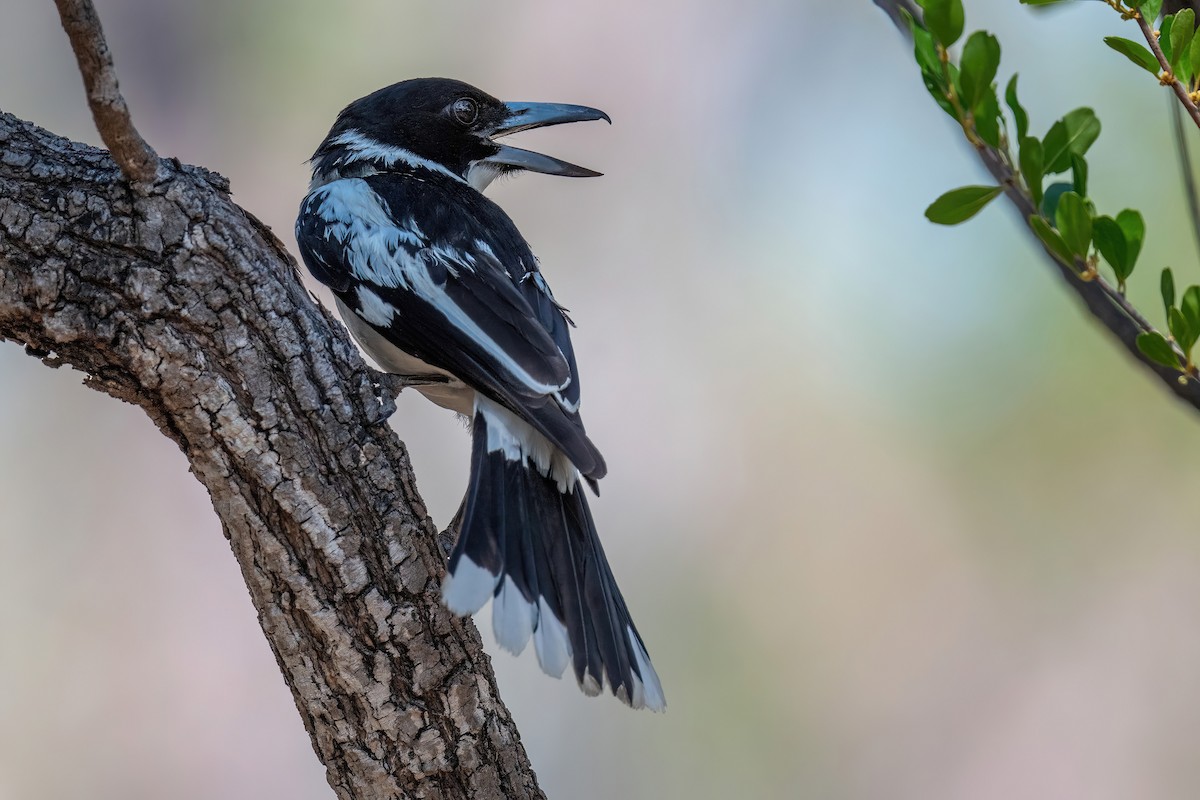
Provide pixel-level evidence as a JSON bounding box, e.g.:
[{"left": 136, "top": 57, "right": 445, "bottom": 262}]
[
  {"left": 884, "top": 0, "right": 1200, "bottom": 407},
  {"left": 1101, "top": 0, "right": 1200, "bottom": 128}
]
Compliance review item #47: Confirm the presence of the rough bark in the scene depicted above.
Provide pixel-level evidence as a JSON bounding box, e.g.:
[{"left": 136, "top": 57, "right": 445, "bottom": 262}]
[{"left": 0, "top": 111, "right": 544, "bottom": 800}]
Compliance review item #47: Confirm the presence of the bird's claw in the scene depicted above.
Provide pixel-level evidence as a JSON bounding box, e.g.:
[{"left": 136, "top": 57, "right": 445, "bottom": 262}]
[
  {"left": 378, "top": 371, "right": 450, "bottom": 398},
  {"left": 367, "top": 372, "right": 451, "bottom": 425}
]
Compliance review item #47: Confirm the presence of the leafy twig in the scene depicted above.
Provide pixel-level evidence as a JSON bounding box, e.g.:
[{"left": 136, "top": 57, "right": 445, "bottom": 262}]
[
  {"left": 1135, "top": 9, "right": 1200, "bottom": 129},
  {"left": 878, "top": 2, "right": 1200, "bottom": 410}
]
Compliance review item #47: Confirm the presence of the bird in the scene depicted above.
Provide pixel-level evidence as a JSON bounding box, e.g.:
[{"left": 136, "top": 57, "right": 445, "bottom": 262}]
[{"left": 295, "top": 78, "right": 665, "bottom": 711}]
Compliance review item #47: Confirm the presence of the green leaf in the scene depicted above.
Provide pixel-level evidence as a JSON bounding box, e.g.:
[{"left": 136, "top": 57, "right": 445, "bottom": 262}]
[
  {"left": 1171, "top": 302, "right": 1200, "bottom": 354},
  {"left": 1191, "top": 27, "right": 1200, "bottom": 81},
  {"left": 1137, "top": 331, "right": 1183, "bottom": 369},
  {"left": 974, "top": 87, "right": 1002, "bottom": 148},
  {"left": 1180, "top": 287, "right": 1200, "bottom": 360},
  {"left": 1071, "top": 153, "right": 1088, "bottom": 198},
  {"left": 921, "top": 71, "right": 958, "bottom": 117},
  {"left": 1169, "top": 306, "right": 1194, "bottom": 351},
  {"left": 1163, "top": 267, "right": 1177, "bottom": 317},
  {"left": 925, "top": 185, "right": 1003, "bottom": 224},
  {"left": 1171, "top": 9, "right": 1196, "bottom": 78},
  {"left": 1006, "top": 75, "right": 1029, "bottom": 141},
  {"left": 1142, "top": 0, "right": 1164, "bottom": 22},
  {"left": 912, "top": 18, "right": 942, "bottom": 77},
  {"left": 1043, "top": 108, "right": 1102, "bottom": 174},
  {"left": 1019, "top": 136, "right": 1044, "bottom": 207},
  {"left": 960, "top": 31, "right": 1001, "bottom": 111},
  {"left": 1041, "top": 182, "right": 1073, "bottom": 220},
  {"left": 1055, "top": 191, "right": 1092, "bottom": 258},
  {"left": 1103, "top": 36, "right": 1161, "bottom": 75},
  {"left": 1183, "top": 285, "right": 1200, "bottom": 336},
  {"left": 1116, "top": 209, "right": 1145, "bottom": 271},
  {"left": 1093, "top": 216, "right": 1130, "bottom": 281},
  {"left": 918, "top": 0, "right": 965, "bottom": 48},
  {"left": 914, "top": 21, "right": 958, "bottom": 120},
  {"left": 1162, "top": 14, "right": 1176, "bottom": 65},
  {"left": 1030, "top": 214, "right": 1077, "bottom": 267}
]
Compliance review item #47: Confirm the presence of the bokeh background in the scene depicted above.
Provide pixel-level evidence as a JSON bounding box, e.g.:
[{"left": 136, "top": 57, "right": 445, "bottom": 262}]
[{"left": 3, "top": 1, "right": 1200, "bottom": 797}]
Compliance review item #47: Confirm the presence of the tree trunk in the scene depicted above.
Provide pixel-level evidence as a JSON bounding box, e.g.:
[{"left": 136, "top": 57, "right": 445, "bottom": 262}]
[{"left": 0, "top": 110, "right": 544, "bottom": 800}]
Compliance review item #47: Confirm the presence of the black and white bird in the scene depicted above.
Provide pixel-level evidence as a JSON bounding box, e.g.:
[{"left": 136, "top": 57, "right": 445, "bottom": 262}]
[{"left": 295, "top": 78, "right": 664, "bottom": 711}]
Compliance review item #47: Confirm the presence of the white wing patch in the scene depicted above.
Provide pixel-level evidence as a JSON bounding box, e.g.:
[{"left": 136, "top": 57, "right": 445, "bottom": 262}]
[
  {"left": 354, "top": 286, "right": 395, "bottom": 327},
  {"left": 312, "top": 178, "right": 423, "bottom": 289}
]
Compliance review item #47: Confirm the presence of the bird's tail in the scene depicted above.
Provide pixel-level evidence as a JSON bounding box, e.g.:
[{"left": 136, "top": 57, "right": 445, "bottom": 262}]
[{"left": 441, "top": 397, "right": 665, "bottom": 711}]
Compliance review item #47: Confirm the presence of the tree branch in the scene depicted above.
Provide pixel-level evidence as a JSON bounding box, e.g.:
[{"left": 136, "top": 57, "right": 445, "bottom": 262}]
[
  {"left": 876, "top": 1, "right": 1200, "bottom": 412},
  {"left": 53, "top": 0, "right": 159, "bottom": 183},
  {"left": 1135, "top": 9, "right": 1200, "bottom": 131},
  {"left": 872, "top": 0, "right": 920, "bottom": 28},
  {"left": 0, "top": 112, "right": 544, "bottom": 799}
]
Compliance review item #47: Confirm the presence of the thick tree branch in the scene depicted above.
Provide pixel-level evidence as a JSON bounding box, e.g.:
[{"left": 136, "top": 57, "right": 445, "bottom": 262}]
[
  {"left": 0, "top": 112, "right": 544, "bottom": 800},
  {"left": 53, "top": 0, "right": 159, "bottom": 183},
  {"left": 876, "top": 1, "right": 1200, "bottom": 412}
]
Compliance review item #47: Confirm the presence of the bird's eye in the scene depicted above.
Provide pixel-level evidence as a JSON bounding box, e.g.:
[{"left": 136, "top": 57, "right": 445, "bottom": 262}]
[{"left": 451, "top": 98, "right": 478, "bottom": 126}]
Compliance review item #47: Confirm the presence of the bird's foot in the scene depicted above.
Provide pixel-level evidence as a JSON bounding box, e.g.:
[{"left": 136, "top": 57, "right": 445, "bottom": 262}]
[
  {"left": 378, "top": 371, "right": 450, "bottom": 398},
  {"left": 367, "top": 371, "right": 451, "bottom": 425}
]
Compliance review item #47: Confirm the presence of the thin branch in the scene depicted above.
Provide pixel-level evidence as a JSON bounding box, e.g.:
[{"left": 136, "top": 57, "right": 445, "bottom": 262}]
[
  {"left": 1135, "top": 10, "right": 1200, "bottom": 131},
  {"left": 53, "top": 0, "right": 159, "bottom": 184},
  {"left": 876, "top": 3, "right": 1200, "bottom": 411},
  {"left": 1170, "top": 98, "right": 1200, "bottom": 259},
  {"left": 873, "top": 0, "right": 920, "bottom": 28},
  {"left": 976, "top": 145, "right": 1158, "bottom": 337}
]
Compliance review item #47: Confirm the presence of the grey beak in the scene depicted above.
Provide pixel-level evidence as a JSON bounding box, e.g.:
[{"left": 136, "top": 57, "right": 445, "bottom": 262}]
[
  {"left": 482, "top": 101, "right": 611, "bottom": 178},
  {"left": 494, "top": 102, "right": 612, "bottom": 137}
]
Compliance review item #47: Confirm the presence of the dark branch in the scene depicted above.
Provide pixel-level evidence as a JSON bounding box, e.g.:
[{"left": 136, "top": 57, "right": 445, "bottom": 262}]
[
  {"left": 872, "top": 0, "right": 920, "bottom": 28},
  {"left": 0, "top": 112, "right": 544, "bottom": 800},
  {"left": 52, "top": 0, "right": 159, "bottom": 184},
  {"left": 975, "top": 145, "right": 1200, "bottom": 405},
  {"left": 875, "top": 1, "right": 1200, "bottom": 412}
]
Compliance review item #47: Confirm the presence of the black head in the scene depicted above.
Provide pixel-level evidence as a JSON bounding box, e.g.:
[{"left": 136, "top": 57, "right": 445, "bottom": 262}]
[{"left": 310, "top": 77, "right": 610, "bottom": 190}]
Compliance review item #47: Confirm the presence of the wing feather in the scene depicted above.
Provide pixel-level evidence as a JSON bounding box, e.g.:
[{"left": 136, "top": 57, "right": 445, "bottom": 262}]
[{"left": 296, "top": 173, "right": 606, "bottom": 479}]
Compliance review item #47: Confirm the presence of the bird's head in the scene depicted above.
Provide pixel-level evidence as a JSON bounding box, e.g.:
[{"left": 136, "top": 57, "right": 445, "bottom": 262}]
[{"left": 309, "top": 78, "right": 610, "bottom": 191}]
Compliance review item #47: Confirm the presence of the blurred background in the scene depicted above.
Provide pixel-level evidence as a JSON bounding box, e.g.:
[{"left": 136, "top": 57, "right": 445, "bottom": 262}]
[{"left": 3, "top": 1, "right": 1200, "bottom": 797}]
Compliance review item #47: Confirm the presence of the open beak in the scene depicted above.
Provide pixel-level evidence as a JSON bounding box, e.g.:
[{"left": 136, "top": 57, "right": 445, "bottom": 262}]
[{"left": 482, "top": 101, "right": 611, "bottom": 178}]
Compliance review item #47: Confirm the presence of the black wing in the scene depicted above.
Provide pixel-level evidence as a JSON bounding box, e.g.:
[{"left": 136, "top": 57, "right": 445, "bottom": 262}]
[{"left": 296, "top": 173, "right": 605, "bottom": 480}]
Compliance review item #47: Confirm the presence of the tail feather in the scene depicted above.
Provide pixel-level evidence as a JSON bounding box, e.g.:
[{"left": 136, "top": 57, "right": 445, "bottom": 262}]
[
  {"left": 493, "top": 466, "right": 538, "bottom": 655},
  {"left": 572, "top": 497, "right": 634, "bottom": 700},
  {"left": 443, "top": 425, "right": 501, "bottom": 615},
  {"left": 441, "top": 399, "right": 666, "bottom": 711}
]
